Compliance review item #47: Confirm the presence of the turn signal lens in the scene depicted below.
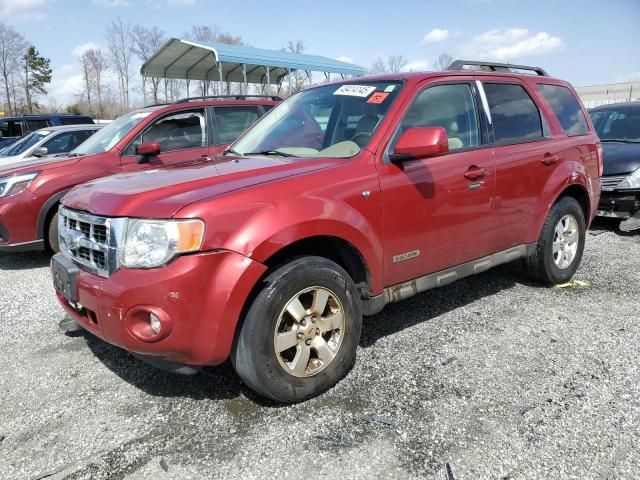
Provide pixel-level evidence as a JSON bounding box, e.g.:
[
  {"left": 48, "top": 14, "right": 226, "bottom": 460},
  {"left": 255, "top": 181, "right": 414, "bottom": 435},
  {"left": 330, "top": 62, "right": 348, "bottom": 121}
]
[{"left": 176, "top": 220, "right": 205, "bottom": 252}]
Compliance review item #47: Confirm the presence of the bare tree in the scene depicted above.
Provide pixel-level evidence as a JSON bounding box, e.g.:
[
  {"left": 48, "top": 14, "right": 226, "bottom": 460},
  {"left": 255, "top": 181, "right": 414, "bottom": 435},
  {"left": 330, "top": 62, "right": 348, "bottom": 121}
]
[
  {"left": 368, "top": 55, "right": 408, "bottom": 75},
  {"left": 281, "top": 40, "right": 307, "bottom": 95},
  {"left": 131, "top": 25, "right": 166, "bottom": 104},
  {"left": 106, "top": 18, "right": 133, "bottom": 109},
  {"left": 433, "top": 53, "right": 453, "bottom": 71},
  {"left": 80, "top": 51, "right": 94, "bottom": 110},
  {"left": 86, "top": 49, "right": 107, "bottom": 117},
  {"left": 0, "top": 23, "right": 28, "bottom": 115}
]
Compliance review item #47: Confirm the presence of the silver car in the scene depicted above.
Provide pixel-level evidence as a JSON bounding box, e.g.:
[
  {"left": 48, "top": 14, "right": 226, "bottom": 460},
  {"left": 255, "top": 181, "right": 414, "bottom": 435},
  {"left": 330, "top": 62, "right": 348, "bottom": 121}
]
[{"left": 0, "top": 124, "right": 102, "bottom": 162}]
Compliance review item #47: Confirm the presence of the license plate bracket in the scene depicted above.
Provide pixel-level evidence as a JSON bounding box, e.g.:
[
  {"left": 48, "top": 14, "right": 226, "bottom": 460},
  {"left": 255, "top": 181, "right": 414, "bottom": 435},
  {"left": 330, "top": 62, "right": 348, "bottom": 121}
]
[{"left": 51, "top": 253, "right": 80, "bottom": 304}]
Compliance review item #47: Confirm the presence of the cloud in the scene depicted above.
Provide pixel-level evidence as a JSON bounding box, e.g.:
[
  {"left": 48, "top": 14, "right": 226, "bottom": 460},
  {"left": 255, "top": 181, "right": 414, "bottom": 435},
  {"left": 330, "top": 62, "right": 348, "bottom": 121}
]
[
  {"left": 71, "top": 42, "right": 101, "bottom": 57},
  {"left": 459, "top": 28, "right": 564, "bottom": 61},
  {"left": 0, "top": 0, "right": 48, "bottom": 21},
  {"left": 402, "top": 60, "right": 429, "bottom": 72},
  {"left": 336, "top": 55, "right": 354, "bottom": 64},
  {"left": 92, "top": 0, "right": 129, "bottom": 7},
  {"left": 168, "top": 0, "right": 196, "bottom": 5},
  {"left": 421, "top": 28, "right": 450, "bottom": 44}
]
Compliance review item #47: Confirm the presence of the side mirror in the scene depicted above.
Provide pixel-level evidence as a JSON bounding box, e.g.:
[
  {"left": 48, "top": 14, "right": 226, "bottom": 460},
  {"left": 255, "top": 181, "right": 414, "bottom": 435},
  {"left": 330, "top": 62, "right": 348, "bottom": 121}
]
[
  {"left": 33, "top": 146, "right": 48, "bottom": 157},
  {"left": 136, "top": 141, "right": 161, "bottom": 163},
  {"left": 391, "top": 126, "right": 449, "bottom": 162}
]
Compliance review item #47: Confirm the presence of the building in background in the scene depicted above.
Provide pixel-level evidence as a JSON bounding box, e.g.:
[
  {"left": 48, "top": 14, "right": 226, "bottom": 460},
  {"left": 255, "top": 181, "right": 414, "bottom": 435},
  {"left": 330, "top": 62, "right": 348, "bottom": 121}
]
[{"left": 576, "top": 82, "right": 640, "bottom": 109}]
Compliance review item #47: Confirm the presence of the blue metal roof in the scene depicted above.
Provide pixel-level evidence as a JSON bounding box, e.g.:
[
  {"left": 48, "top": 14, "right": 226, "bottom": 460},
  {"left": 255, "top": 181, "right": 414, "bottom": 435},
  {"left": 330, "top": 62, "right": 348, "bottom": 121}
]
[{"left": 140, "top": 38, "right": 364, "bottom": 83}]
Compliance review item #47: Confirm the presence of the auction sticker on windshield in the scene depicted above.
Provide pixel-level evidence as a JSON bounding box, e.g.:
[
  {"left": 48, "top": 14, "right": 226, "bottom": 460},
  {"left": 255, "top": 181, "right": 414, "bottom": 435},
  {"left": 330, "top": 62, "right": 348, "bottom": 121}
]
[{"left": 333, "top": 85, "right": 377, "bottom": 97}]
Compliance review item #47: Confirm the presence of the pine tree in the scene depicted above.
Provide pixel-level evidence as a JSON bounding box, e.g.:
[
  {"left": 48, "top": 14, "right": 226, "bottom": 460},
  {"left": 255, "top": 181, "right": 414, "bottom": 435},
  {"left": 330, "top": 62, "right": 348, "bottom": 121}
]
[{"left": 23, "top": 46, "right": 52, "bottom": 113}]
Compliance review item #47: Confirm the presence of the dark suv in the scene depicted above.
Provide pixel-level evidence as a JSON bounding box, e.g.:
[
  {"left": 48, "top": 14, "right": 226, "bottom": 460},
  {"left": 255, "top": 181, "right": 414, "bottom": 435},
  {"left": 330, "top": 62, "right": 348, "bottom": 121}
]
[
  {"left": 0, "top": 114, "right": 94, "bottom": 149},
  {"left": 589, "top": 101, "right": 640, "bottom": 231},
  {"left": 0, "top": 96, "right": 278, "bottom": 253}
]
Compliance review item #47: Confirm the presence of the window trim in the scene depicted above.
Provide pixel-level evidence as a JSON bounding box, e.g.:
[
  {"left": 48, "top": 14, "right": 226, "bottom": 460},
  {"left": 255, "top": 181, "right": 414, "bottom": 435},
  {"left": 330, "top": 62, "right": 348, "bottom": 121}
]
[
  {"left": 384, "top": 80, "right": 489, "bottom": 164},
  {"left": 120, "top": 107, "right": 208, "bottom": 157},
  {"left": 480, "top": 80, "right": 552, "bottom": 148}
]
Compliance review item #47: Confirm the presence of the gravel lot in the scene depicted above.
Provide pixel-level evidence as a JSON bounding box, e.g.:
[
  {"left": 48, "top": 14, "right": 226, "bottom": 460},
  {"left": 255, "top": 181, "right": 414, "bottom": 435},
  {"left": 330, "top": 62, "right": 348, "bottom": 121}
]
[{"left": 0, "top": 218, "right": 638, "bottom": 480}]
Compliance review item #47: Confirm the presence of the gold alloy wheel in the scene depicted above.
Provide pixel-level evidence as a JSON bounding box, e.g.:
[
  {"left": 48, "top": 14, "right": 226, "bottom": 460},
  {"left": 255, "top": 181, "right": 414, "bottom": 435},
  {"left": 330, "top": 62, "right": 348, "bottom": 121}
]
[
  {"left": 273, "top": 286, "right": 345, "bottom": 378},
  {"left": 553, "top": 214, "right": 580, "bottom": 269}
]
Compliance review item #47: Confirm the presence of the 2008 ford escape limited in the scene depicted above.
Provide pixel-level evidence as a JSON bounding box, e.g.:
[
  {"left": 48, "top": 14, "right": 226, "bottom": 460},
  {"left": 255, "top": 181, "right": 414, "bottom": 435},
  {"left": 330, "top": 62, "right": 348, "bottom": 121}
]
[{"left": 51, "top": 61, "right": 602, "bottom": 403}]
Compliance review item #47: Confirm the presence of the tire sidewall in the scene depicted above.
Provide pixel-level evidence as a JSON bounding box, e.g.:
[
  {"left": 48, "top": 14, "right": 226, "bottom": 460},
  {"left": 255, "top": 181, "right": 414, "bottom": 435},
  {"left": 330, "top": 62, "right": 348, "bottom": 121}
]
[
  {"left": 47, "top": 212, "right": 60, "bottom": 253},
  {"left": 541, "top": 198, "right": 586, "bottom": 284},
  {"left": 234, "top": 257, "right": 362, "bottom": 403}
]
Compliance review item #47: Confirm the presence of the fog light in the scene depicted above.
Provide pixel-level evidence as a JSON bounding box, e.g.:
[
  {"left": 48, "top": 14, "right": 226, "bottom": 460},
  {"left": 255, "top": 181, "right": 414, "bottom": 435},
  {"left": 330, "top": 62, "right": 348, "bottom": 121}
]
[
  {"left": 124, "top": 305, "right": 172, "bottom": 342},
  {"left": 149, "top": 313, "right": 161, "bottom": 334}
]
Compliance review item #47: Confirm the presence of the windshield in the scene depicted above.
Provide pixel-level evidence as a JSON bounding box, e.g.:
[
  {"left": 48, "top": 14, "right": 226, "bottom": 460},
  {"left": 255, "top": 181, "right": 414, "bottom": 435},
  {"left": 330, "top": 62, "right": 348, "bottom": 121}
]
[
  {"left": 589, "top": 107, "right": 640, "bottom": 142},
  {"left": 1, "top": 131, "right": 48, "bottom": 156},
  {"left": 231, "top": 81, "right": 403, "bottom": 158},
  {"left": 72, "top": 108, "right": 159, "bottom": 155}
]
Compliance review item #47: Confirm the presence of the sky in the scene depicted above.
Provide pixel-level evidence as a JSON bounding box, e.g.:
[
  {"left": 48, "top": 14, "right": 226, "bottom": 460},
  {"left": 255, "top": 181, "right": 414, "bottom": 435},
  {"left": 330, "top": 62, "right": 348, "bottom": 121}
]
[{"left": 2, "top": 0, "right": 639, "bottom": 108}]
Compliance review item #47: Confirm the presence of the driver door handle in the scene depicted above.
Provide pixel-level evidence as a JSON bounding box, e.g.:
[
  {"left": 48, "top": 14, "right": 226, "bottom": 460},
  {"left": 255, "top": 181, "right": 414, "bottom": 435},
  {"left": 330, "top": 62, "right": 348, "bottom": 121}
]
[
  {"left": 464, "top": 166, "right": 487, "bottom": 180},
  {"left": 542, "top": 154, "right": 559, "bottom": 166}
]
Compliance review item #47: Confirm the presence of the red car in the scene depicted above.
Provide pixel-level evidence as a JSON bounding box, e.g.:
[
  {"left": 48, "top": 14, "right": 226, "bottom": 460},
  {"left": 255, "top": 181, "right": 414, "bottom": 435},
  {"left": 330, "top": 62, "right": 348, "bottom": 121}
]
[
  {"left": 52, "top": 62, "right": 602, "bottom": 403},
  {"left": 0, "top": 96, "right": 278, "bottom": 253}
]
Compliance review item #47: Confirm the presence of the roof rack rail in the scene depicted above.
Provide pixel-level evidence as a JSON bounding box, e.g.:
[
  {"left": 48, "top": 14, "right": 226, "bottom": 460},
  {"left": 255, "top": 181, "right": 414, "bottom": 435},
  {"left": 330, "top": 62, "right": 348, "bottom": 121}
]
[
  {"left": 447, "top": 60, "right": 549, "bottom": 77},
  {"left": 173, "top": 95, "right": 283, "bottom": 104}
]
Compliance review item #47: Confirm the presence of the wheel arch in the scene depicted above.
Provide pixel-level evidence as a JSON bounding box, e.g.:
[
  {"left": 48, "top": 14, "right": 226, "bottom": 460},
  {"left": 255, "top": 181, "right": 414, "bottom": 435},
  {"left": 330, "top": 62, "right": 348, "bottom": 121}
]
[{"left": 37, "top": 189, "right": 69, "bottom": 243}]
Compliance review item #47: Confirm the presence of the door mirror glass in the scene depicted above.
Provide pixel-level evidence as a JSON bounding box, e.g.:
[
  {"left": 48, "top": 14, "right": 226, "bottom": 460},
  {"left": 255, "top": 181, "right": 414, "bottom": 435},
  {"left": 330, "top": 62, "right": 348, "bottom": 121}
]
[
  {"left": 391, "top": 127, "right": 449, "bottom": 161},
  {"left": 32, "top": 146, "right": 48, "bottom": 157}
]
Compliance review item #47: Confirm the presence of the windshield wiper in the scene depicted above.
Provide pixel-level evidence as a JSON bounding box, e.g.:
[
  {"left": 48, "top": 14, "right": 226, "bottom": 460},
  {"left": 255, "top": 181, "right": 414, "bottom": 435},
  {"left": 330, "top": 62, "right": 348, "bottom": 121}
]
[
  {"left": 61, "top": 152, "right": 84, "bottom": 157},
  {"left": 222, "top": 148, "right": 243, "bottom": 156},
  {"left": 601, "top": 139, "right": 640, "bottom": 143},
  {"left": 245, "top": 150, "right": 296, "bottom": 157}
]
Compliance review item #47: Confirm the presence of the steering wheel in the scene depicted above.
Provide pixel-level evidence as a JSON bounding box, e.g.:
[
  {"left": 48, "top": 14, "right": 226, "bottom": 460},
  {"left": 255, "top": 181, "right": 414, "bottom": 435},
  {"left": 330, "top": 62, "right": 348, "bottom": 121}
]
[{"left": 351, "top": 132, "right": 372, "bottom": 148}]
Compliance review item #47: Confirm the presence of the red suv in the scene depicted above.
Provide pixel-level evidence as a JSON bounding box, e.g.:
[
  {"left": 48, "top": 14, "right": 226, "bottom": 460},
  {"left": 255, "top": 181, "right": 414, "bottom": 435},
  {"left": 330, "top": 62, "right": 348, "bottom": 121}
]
[
  {"left": 0, "top": 96, "right": 278, "bottom": 253},
  {"left": 52, "top": 62, "right": 601, "bottom": 403}
]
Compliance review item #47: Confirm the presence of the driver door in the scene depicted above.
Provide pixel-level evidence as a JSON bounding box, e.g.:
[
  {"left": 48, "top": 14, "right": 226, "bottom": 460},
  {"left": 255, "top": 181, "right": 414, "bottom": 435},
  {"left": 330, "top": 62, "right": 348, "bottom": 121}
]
[
  {"left": 119, "top": 108, "right": 210, "bottom": 171},
  {"left": 377, "top": 79, "right": 496, "bottom": 286}
]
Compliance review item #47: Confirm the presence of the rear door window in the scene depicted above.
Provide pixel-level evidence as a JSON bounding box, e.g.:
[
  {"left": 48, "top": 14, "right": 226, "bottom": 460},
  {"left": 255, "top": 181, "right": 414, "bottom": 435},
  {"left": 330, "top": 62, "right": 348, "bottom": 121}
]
[
  {"left": 214, "top": 107, "right": 260, "bottom": 144},
  {"left": 26, "top": 119, "right": 50, "bottom": 131},
  {"left": 125, "top": 109, "right": 206, "bottom": 154},
  {"left": 483, "top": 83, "right": 544, "bottom": 144},
  {"left": 537, "top": 84, "right": 589, "bottom": 136}
]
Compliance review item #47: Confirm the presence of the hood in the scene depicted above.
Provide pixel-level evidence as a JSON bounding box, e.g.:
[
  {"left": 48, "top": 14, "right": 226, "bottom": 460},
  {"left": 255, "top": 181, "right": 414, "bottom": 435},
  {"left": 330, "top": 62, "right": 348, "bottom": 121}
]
[
  {"left": 62, "top": 156, "right": 345, "bottom": 218},
  {"left": 0, "top": 154, "right": 81, "bottom": 177},
  {"left": 601, "top": 142, "right": 640, "bottom": 176}
]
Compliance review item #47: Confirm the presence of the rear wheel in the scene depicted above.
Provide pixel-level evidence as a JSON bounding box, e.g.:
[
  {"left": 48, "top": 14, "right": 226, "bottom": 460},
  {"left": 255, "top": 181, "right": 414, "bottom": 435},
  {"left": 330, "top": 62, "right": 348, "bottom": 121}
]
[
  {"left": 47, "top": 211, "right": 60, "bottom": 253},
  {"left": 524, "top": 196, "right": 586, "bottom": 284},
  {"left": 231, "top": 256, "right": 362, "bottom": 403}
]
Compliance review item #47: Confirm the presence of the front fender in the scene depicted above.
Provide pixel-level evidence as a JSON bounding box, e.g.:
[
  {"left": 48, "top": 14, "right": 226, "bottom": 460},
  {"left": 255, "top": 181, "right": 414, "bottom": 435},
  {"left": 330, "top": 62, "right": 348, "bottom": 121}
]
[{"left": 525, "top": 161, "right": 597, "bottom": 243}]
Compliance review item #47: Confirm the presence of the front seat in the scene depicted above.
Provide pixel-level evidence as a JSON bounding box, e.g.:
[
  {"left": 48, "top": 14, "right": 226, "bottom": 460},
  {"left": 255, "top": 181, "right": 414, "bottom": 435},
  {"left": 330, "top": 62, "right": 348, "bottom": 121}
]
[{"left": 351, "top": 115, "right": 380, "bottom": 146}]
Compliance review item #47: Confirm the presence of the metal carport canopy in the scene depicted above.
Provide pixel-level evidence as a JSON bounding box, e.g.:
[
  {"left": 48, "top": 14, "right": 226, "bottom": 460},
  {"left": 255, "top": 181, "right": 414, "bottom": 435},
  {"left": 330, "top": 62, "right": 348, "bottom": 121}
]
[{"left": 140, "top": 38, "right": 365, "bottom": 84}]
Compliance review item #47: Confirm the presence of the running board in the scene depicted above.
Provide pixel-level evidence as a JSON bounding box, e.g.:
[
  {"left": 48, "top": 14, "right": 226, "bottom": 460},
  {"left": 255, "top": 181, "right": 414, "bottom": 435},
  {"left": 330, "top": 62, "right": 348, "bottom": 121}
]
[{"left": 363, "top": 244, "right": 534, "bottom": 316}]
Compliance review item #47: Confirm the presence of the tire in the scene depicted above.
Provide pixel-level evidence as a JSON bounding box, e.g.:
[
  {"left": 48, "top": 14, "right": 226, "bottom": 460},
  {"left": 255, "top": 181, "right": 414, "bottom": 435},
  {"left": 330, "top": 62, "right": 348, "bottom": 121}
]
[
  {"left": 47, "top": 211, "right": 60, "bottom": 254},
  {"left": 231, "top": 256, "right": 362, "bottom": 403},
  {"left": 524, "top": 196, "right": 586, "bottom": 285}
]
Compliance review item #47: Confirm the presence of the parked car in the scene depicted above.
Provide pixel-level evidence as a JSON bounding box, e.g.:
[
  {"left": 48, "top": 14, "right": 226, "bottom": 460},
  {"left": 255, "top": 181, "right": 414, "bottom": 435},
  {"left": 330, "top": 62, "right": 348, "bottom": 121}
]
[
  {"left": 51, "top": 62, "right": 601, "bottom": 403},
  {"left": 0, "top": 125, "right": 102, "bottom": 163},
  {"left": 0, "top": 96, "right": 279, "bottom": 253},
  {"left": 589, "top": 101, "right": 640, "bottom": 231},
  {"left": 0, "top": 114, "right": 94, "bottom": 150}
]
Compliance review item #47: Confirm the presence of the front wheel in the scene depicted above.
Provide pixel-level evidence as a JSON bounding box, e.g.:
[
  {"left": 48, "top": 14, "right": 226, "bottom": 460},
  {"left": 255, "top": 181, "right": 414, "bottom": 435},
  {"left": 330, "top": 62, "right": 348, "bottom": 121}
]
[
  {"left": 231, "top": 256, "right": 362, "bottom": 403},
  {"left": 524, "top": 196, "right": 586, "bottom": 285},
  {"left": 47, "top": 211, "right": 60, "bottom": 253}
]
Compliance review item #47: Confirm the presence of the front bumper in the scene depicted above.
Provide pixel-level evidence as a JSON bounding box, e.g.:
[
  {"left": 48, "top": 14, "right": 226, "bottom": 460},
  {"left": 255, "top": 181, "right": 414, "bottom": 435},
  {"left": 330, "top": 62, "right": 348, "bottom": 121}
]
[
  {"left": 597, "top": 190, "right": 640, "bottom": 217},
  {"left": 0, "top": 191, "right": 44, "bottom": 252},
  {"left": 53, "top": 250, "right": 267, "bottom": 366}
]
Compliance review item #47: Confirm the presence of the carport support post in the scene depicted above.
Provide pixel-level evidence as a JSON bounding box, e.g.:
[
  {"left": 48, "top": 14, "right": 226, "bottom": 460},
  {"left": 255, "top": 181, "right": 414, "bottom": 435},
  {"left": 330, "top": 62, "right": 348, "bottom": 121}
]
[
  {"left": 186, "top": 78, "right": 190, "bottom": 98},
  {"left": 242, "top": 64, "right": 247, "bottom": 95},
  {"left": 164, "top": 78, "right": 168, "bottom": 101},
  {"left": 218, "top": 62, "right": 223, "bottom": 95},
  {"left": 287, "top": 68, "right": 292, "bottom": 96},
  {"left": 266, "top": 66, "right": 271, "bottom": 95}
]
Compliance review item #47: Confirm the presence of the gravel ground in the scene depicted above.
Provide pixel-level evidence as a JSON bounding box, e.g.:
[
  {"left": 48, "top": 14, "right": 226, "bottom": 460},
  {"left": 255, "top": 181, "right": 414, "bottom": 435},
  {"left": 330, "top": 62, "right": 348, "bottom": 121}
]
[{"left": 0, "top": 218, "right": 638, "bottom": 480}]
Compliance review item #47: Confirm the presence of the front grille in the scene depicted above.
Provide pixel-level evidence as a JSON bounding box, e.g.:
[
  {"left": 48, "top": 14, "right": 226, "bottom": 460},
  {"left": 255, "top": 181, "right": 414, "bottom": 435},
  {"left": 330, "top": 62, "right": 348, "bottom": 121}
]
[
  {"left": 58, "top": 207, "right": 118, "bottom": 277},
  {"left": 601, "top": 175, "right": 626, "bottom": 189}
]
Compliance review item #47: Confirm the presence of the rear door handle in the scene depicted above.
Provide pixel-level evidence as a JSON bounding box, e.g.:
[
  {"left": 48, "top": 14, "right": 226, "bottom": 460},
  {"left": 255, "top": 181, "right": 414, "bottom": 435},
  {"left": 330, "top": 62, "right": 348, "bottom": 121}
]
[
  {"left": 464, "top": 166, "right": 487, "bottom": 180},
  {"left": 542, "top": 154, "right": 559, "bottom": 166}
]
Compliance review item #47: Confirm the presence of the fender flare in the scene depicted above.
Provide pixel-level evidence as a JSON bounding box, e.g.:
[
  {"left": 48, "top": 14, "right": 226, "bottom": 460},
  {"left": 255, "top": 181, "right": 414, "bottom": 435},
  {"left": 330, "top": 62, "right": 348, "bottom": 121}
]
[{"left": 37, "top": 189, "right": 69, "bottom": 240}]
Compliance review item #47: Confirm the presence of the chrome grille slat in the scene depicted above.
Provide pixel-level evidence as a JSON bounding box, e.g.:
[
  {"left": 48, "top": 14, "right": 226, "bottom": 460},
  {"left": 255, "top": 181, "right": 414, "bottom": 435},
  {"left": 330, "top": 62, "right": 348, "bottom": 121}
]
[
  {"left": 58, "top": 206, "right": 122, "bottom": 277},
  {"left": 601, "top": 175, "right": 626, "bottom": 189}
]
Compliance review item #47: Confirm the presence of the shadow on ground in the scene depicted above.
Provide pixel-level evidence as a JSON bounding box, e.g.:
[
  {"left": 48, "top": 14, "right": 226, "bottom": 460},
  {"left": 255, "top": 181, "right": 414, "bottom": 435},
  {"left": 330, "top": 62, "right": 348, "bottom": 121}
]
[{"left": 0, "top": 251, "right": 50, "bottom": 271}]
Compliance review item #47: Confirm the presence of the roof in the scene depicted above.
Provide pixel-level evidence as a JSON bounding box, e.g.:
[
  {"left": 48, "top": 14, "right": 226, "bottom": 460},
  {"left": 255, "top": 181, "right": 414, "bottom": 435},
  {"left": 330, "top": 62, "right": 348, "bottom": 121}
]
[
  {"left": 140, "top": 38, "right": 365, "bottom": 83},
  {"left": 36, "top": 124, "right": 102, "bottom": 133},
  {"left": 590, "top": 101, "right": 640, "bottom": 110},
  {"left": 0, "top": 113, "right": 92, "bottom": 120}
]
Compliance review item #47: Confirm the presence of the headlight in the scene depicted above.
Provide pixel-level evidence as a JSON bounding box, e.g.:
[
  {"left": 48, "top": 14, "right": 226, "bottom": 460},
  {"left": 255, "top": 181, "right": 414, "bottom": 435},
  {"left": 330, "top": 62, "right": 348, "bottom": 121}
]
[
  {"left": 0, "top": 172, "right": 38, "bottom": 197},
  {"left": 120, "top": 219, "right": 205, "bottom": 268},
  {"left": 617, "top": 168, "right": 640, "bottom": 189}
]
